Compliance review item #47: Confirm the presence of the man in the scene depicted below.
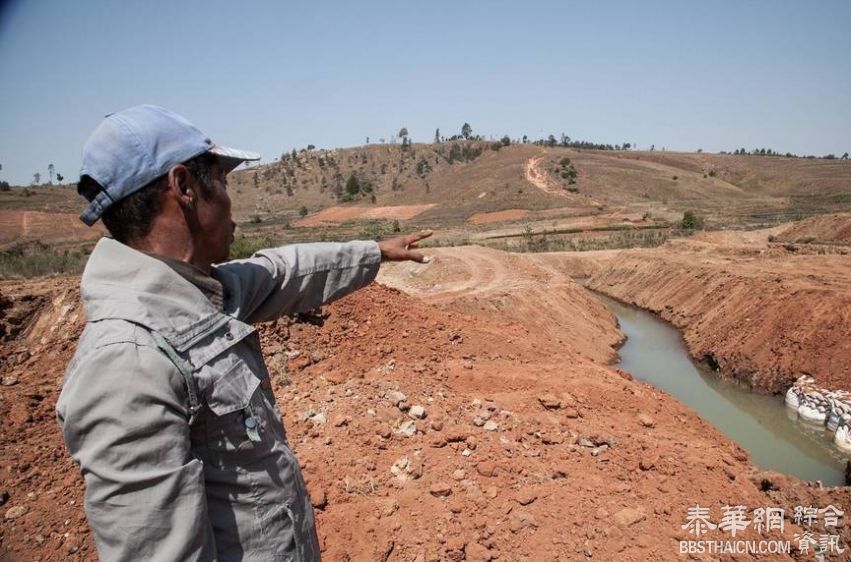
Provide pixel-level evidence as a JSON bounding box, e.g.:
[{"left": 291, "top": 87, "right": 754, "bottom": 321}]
[{"left": 57, "top": 105, "right": 431, "bottom": 561}]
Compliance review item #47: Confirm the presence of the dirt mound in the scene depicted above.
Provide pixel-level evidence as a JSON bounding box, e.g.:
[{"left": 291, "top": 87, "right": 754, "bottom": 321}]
[
  {"left": 774, "top": 213, "right": 851, "bottom": 244},
  {"left": 2, "top": 261, "right": 849, "bottom": 560},
  {"left": 378, "top": 246, "right": 620, "bottom": 364}
]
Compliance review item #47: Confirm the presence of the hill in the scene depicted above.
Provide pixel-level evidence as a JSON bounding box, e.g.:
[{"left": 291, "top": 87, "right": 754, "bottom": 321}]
[
  {"left": 1, "top": 144, "right": 850, "bottom": 264},
  {"left": 226, "top": 144, "right": 851, "bottom": 224}
]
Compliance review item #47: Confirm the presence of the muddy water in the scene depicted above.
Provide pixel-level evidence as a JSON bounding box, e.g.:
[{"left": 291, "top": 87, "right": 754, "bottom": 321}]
[{"left": 596, "top": 294, "right": 847, "bottom": 486}]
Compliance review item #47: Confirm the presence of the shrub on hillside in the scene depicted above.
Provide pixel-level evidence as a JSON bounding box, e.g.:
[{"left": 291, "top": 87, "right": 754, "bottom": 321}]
[
  {"left": 0, "top": 241, "right": 92, "bottom": 279},
  {"left": 681, "top": 210, "right": 704, "bottom": 229}
]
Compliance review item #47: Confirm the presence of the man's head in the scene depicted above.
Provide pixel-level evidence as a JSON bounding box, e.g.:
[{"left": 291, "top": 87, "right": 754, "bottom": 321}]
[{"left": 77, "top": 105, "right": 259, "bottom": 266}]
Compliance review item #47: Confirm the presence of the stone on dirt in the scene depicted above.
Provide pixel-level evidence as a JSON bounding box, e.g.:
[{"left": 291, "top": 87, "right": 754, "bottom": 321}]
[
  {"left": 638, "top": 413, "right": 655, "bottom": 428},
  {"left": 465, "top": 542, "right": 493, "bottom": 561},
  {"left": 4, "top": 505, "right": 27, "bottom": 520},
  {"left": 408, "top": 405, "right": 427, "bottom": 419},
  {"left": 508, "top": 511, "right": 538, "bottom": 533},
  {"left": 386, "top": 390, "right": 407, "bottom": 407},
  {"left": 429, "top": 482, "right": 452, "bottom": 497},
  {"left": 397, "top": 420, "right": 417, "bottom": 438},
  {"left": 613, "top": 507, "right": 646, "bottom": 527},
  {"left": 538, "top": 394, "right": 561, "bottom": 409}
]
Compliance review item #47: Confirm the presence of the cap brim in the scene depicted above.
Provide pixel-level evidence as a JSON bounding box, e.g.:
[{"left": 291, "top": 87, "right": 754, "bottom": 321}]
[{"left": 209, "top": 145, "right": 261, "bottom": 172}]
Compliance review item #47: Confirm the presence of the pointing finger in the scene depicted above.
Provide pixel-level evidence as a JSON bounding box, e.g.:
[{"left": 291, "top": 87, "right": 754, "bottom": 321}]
[{"left": 407, "top": 230, "right": 433, "bottom": 244}]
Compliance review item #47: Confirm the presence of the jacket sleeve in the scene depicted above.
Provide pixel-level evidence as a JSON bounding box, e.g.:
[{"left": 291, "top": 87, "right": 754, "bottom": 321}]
[
  {"left": 216, "top": 240, "right": 382, "bottom": 324},
  {"left": 56, "top": 341, "right": 215, "bottom": 562}
]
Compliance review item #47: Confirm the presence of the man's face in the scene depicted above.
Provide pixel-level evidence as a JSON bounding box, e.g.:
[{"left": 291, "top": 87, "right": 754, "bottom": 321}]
[{"left": 192, "top": 158, "right": 234, "bottom": 264}]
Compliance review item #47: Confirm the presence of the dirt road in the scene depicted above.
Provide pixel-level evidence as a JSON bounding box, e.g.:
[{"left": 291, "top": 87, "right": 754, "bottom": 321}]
[
  {"left": 524, "top": 156, "right": 562, "bottom": 197},
  {"left": 523, "top": 156, "right": 602, "bottom": 208}
]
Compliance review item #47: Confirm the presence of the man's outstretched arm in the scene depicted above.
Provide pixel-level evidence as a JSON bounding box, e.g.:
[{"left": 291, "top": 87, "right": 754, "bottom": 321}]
[{"left": 217, "top": 230, "right": 432, "bottom": 324}]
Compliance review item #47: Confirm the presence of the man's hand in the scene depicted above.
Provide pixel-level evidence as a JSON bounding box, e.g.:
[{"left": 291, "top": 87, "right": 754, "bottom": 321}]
[{"left": 378, "top": 230, "right": 433, "bottom": 263}]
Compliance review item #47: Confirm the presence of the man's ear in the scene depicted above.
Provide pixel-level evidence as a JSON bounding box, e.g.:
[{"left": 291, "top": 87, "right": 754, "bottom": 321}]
[{"left": 166, "top": 164, "right": 196, "bottom": 210}]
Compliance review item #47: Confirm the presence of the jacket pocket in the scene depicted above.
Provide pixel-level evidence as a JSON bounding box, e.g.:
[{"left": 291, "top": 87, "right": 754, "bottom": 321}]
[
  {"left": 201, "top": 358, "right": 266, "bottom": 456},
  {"left": 259, "top": 503, "right": 308, "bottom": 562},
  {"left": 204, "top": 358, "right": 261, "bottom": 417}
]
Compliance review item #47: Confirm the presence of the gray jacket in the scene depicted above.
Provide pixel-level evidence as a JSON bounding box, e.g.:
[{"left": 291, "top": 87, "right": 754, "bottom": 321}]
[{"left": 57, "top": 237, "right": 382, "bottom": 561}]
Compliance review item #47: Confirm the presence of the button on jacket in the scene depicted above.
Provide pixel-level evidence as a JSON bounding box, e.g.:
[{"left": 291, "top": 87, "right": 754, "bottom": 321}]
[{"left": 57, "top": 237, "right": 382, "bottom": 561}]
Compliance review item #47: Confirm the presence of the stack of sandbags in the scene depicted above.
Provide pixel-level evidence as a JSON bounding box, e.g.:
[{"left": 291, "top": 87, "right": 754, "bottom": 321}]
[{"left": 786, "top": 375, "right": 851, "bottom": 453}]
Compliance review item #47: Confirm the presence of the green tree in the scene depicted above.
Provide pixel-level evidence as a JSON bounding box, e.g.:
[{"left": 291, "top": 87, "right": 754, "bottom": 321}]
[
  {"left": 434, "top": 128, "right": 440, "bottom": 143},
  {"left": 500, "top": 135, "right": 511, "bottom": 147},
  {"left": 461, "top": 123, "right": 472, "bottom": 140},
  {"left": 345, "top": 173, "right": 360, "bottom": 197},
  {"left": 48, "top": 163, "right": 55, "bottom": 184},
  {"left": 298, "top": 205, "right": 308, "bottom": 217},
  {"left": 33, "top": 172, "right": 41, "bottom": 185},
  {"left": 398, "top": 127, "right": 408, "bottom": 139},
  {"left": 56, "top": 173, "right": 64, "bottom": 183}
]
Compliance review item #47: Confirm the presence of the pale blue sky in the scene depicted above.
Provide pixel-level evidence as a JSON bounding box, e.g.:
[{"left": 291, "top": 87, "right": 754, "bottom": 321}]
[{"left": 0, "top": 0, "right": 849, "bottom": 185}]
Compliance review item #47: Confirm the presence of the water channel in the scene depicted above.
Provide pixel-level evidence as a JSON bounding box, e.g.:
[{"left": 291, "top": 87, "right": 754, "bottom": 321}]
[{"left": 595, "top": 293, "right": 847, "bottom": 486}]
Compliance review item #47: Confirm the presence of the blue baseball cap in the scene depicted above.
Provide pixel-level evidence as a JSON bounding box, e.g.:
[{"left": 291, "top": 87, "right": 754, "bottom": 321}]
[{"left": 78, "top": 104, "right": 260, "bottom": 226}]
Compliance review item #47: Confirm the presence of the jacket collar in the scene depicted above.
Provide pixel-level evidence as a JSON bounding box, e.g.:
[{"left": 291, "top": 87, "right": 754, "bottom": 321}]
[{"left": 81, "top": 237, "right": 230, "bottom": 350}]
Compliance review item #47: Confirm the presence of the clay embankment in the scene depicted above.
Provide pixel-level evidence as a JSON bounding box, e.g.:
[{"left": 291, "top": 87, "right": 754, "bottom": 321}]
[
  {"left": 2, "top": 250, "right": 850, "bottom": 561},
  {"left": 377, "top": 246, "right": 621, "bottom": 364},
  {"left": 586, "top": 233, "right": 851, "bottom": 393}
]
